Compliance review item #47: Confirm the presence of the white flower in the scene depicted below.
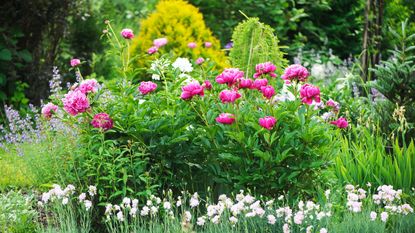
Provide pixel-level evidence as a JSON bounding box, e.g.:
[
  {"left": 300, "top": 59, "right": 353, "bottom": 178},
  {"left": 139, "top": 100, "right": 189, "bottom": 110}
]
[
  {"left": 116, "top": 211, "right": 124, "bottom": 221},
  {"left": 245, "top": 212, "right": 256, "bottom": 218},
  {"left": 370, "top": 211, "right": 377, "bottom": 221},
  {"left": 172, "top": 57, "right": 193, "bottom": 73},
  {"left": 197, "top": 216, "right": 206, "bottom": 226},
  {"left": 42, "top": 192, "right": 51, "bottom": 203},
  {"left": 146, "top": 200, "right": 153, "bottom": 206},
  {"left": 88, "top": 186, "right": 97, "bottom": 196},
  {"left": 283, "top": 223, "right": 290, "bottom": 233},
  {"left": 325, "top": 189, "right": 331, "bottom": 199},
  {"left": 141, "top": 206, "right": 150, "bottom": 216},
  {"left": 184, "top": 211, "right": 192, "bottom": 222},
  {"left": 190, "top": 193, "right": 200, "bottom": 208},
  {"left": 62, "top": 198, "right": 69, "bottom": 205},
  {"left": 123, "top": 197, "right": 131, "bottom": 206},
  {"left": 84, "top": 200, "right": 92, "bottom": 210},
  {"left": 152, "top": 74, "right": 160, "bottom": 80},
  {"left": 163, "top": 201, "right": 171, "bottom": 210},
  {"left": 150, "top": 206, "right": 158, "bottom": 215},
  {"left": 317, "top": 211, "right": 325, "bottom": 220},
  {"left": 105, "top": 204, "right": 113, "bottom": 215},
  {"left": 306, "top": 226, "right": 313, "bottom": 233},
  {"left": 229, "top": 216, "right": 238, "bottom": 224},
  {"left": 267, "top": 215, "right": 276, "bottom": 225},
  {"left": 401, "top": 204, "right": 413, "bottom": 215},
  {"left": 243, "top": 194, "right": 255, "bottom": 204},
  {"left": 265, "top": 199, "right": 274, "bottom": 207},
  {"left": 132, "top": 199, "right": 139, "bottom": 208},
  {"left": 294, "top": 211, "right": 304, "bottom": 224},
  {"left": 320, "top": 228, "right": 328, "bottom": 233},
  {"left": 345, "top": 184, "right": 355, "bottom": 192},
  {"left": 278, "top": 195, "right": 284, "bottom": 201},
  {"left": 380, "top": 212, "right": 388, "bottom": 222},
  {"left": 78, "top": 193, "right": 86, "bottom": 202},
  {"left": 311, "top": 64, "right": 326, "bottom": 79},
  {"left": 211, "top": 215, "right": 220, "bottom": 224}
]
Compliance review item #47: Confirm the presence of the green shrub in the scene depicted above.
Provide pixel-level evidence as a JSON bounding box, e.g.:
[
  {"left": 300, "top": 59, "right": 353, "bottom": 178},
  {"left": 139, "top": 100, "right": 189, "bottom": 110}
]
[
  {"left": 130, "top": 0, "right": 228, "bottom": 73},
  {"left": 229, "top": 17, "right": 287, "bottom": 79}
]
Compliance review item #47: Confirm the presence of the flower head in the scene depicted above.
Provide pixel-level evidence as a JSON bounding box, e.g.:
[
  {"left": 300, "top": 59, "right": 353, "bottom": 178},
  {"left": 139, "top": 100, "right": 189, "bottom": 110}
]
[
  {"left": 216, "top": 68, "right": 244, "bottom": 87},
  {"left": 204, "top": 42, "right": 212, "bottom": 48},
  {"left": 254, "top": 62, "right": 277, "bottom": 78},
  {"left": 172, "top": 57, "right": 193, "bottom": 73},
  {"left": 252, "top": 78, "right": 268, "bottom": 90},
  {"left": 203, "top": 80, "right": 212, "bottom": 90},
  {"left": 70, "top": 58, "right": 81, "bottom": 67},
  {"left": 121, "top": 28, "right": 134, "bottom": 39},
  {"left": 260, "top": 85, "right": 275, "bottom": 99},
  {"left": 181, "top": 81, "right": 204, "bottom": 100},
  {"left": 196, "top": 57, "right": 205, "bottom": 65},
  {"left": 326, "top": 99, "right": 340, "bottom": 111},
  {"left": 300, "top": 84, "right": 321, "bottom": 105},
  {"left": 281, "top": 64, "right": 309, "bottom": 82},
  {"left": 187, "top": 42, "right": 196, "bottom": 49},
  {"left": 239, "top": 78, "right": 253, "bottom": 89},
  {"left": 259, "top": 116, "right": 277, "bottom": 130},
  {"left": 41, "top": 103, "right": 58, "bottom": 119},
  {"left": 62, "top": 90, "right": 90, "bottom": 116},
  {"left": 78, "top": 79, "right": 99, "bottom": 94},
  {"left": 219, "top": 89, "right": 241, "bottom": 103},
  {"left": 216, "top": 113, "right": 235, "bottom": 125},
  {"left": 148, "top": 46, "right": 158, "bottom": 54},
  {"left": 139, "top": 81, "right": 157, "bottom": 95},
  {"left": 370, "top": 211, "right": 377, "bottom": 221},
  {"left": 153, "top": 38, "right": 168, "bottom": 47},
  {"left": 330, "top": 117, "right": 348, "bottom": 128},
  {"left": 91, "top": 113, "right": 113, "bottom": 131}
]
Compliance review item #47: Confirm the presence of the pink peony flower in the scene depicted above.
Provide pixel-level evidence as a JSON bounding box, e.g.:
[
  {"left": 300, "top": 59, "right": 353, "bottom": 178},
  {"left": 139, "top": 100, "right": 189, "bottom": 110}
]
[
  {"left": 188, "top": 42, "right": 197, "bottom": 49},
  {"left": 281, "top": 64, "right": 309, "bottom": 82},
  {"left": 153, "top": 38, "right": 168, "bottom": 47},
  {"left": 148, "top": 46, "right": 158, "bottom": 54},
  {"left": 91, "top": 113, "right": 113, "bottom": 131},
  {"left": 259, "top": 116, "right": 277, "bottom": 130},
  {"left": 252, "top": 78, "right": 268, "bottom": 90},
  {"left": 70, "top": 58, "right": 81, "bottom": 67},
  {"left": 196, "top": 57, "right": 205, "bottom": 65},
  {"left": 62, "top": 90, "right": 90, "bottom": 116},
  {"left": 216, "top": 113, "right": 235, "bottom": 124},
  {"left": 219, "top": 89, "right": 241, "bottom": 103},
  {"left": 239, "top": 78, "right": 253, "bottom": 89},
  {"left": 300, "top": 84, "right": 321, "bottom": 105},
  {"left": 78, "top": 79, "right": 99, "bottom": 94},
  {"left": 260, "top": 85, "right": 275, "bottom": 99},
  {"left": 121, "top": 28, "right": 134, "bottom": 39},
  {"left": 330, "top": 117, "right": 348, "bottom": 128},
  {"left": 204, "top": 42, "right": 212, "bottom": 48},
  {"left": 202, "top": 80, "right": 212, "bottom": 90},
  {"left": 41, "top": 103, "right": 58, "bottom": 119},
  {"left": 139, "top": 81, "right": 157, "bottom": 95},
  {"left": 181, "top": 81, "right": 204, "bottom": 100},
  {"left": 326, "top": 99, "right": 340, "bottom": 111},
  {"left": 216, "top": 68, "right": 244, "bottom": 87},
  {"left": 254, "top": 62, "right": 277, "bottom": 78}
]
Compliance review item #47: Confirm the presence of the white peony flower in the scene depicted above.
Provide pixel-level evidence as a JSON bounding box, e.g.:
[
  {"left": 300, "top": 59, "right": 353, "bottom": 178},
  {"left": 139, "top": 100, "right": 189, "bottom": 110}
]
[{"left": 172, "top": 57, "right": 193, "bottom": 73}]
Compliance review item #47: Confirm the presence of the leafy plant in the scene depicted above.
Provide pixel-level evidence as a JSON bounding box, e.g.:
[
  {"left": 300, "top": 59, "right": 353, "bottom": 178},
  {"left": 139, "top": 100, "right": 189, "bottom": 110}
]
[{"left": 229, "top": 17, "right": 287, "bottom": 79}]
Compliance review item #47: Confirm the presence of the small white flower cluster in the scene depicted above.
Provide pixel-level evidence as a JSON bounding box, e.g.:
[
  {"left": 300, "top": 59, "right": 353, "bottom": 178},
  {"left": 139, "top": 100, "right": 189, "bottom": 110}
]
[
  {"left": 40, "top": 184, "right": 96, "bottom": 211},
  {"left": 345, "top": 184, "right": 366, "bottom": 213},
  {"left": 172, "top": 57, "right": 193, "bottom": 73}
]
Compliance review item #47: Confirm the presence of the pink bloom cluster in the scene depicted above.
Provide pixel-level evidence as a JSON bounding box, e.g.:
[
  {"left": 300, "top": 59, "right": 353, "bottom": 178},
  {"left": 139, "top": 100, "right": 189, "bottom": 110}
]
[
  {"left": 330, "top": 117, "right": 348, "bottom": 128},
  {"left": 70, "top": 58, "right": 81, "bottom": 67},
  {"left": 260, "top": 85, "right": 275, "bottom": 99},
  {"left": 148, "top": 46, "right": 158, "bottom": 54},
  {"left": 139, "top": 81, "right": 158, "bottom": 95},
  {"left": 216, "top": 68, "right": 244, "bottom": 87},
  {"left": 219, "top": 89, "right": 241, "bottom": 103},
  {"left": 181, "top": 81, "right": 205, "bottom": 100},
  {"left": 62, "top": 90, "right": 90, "bottom": 116},
  {"left": 326, "top": 99, "right": 340, "bottom": 112},
  {"left": 78, "top": 79, "right": 99, "bottom": 94},
  {"left": 252, "top": 78, "right": 268, "bottom": 90},
  {"left": 188, "top": 42, "right": 197, "bottom": 49},
  {"left": 204, "top": 42, "right": 212, "bottom": 48},
  {"left": 281, "top": 64, "right": 309, "bottom": 82},
  {"left": 121, "top": 29, "right": 134, "bottom": 39},
  {"left": 300, "top": 84, "right": 321, "bottom": 105},
  {"left": 153, "top": 38, "right": 168, "bottom": 47},
  {"left": 216, "top": 113, "right": 235, "bottom": 125},
  {"left": 259, "top": 116, "right": 277, "bottom": 130},
  {"left": 239, "top": 78, "right": 253, "bottom": 89},
  {"left": 91, "top": 113, "right": 113, "bottom": 130},
  {"left": 254, "top": 62, "right": 277, "bottom": 78},
  {"left": 196, "top": 57, "right": 205, "bottom": 65},
  {"left": 203, "top": 80, "right": 212, "bottom": 90},
  {"left": 41, "top": 103, "right": 58, "bottom": 119}
]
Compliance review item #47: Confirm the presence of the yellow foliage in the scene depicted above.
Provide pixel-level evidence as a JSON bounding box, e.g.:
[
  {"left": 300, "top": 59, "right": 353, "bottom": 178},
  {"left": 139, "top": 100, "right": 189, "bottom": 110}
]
[{"left": 130, "top": 0, "right": 228, "bottom": 70}]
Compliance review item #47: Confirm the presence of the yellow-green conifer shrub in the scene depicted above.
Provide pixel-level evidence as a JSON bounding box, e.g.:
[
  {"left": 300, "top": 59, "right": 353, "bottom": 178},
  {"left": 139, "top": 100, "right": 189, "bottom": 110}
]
[{"left": 130, "top": 0, "right": 228, "bottom": 71}]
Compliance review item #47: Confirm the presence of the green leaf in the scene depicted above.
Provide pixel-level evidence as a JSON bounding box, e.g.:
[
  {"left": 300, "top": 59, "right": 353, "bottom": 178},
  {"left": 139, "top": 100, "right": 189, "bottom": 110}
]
[
  {"left": 0, "top": 49, "right": 12, "bottom": 61},
  {"left": 18, "top": 50, "right": 32, "bottom": 62}
]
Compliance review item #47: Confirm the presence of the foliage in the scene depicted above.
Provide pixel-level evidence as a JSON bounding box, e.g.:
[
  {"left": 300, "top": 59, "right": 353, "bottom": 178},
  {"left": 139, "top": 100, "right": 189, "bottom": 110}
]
[
  {"left": 0, "top": 190, "right": 37, "bottom": 233},
  {"left": 130, "top": 0, "right": 228, "bottom": 74},
  {"left": 229, "top": 17, "right": 287, "bottom": 79},
  {"left": 333, "top": 126, "right": 415, "bottom": 192}
]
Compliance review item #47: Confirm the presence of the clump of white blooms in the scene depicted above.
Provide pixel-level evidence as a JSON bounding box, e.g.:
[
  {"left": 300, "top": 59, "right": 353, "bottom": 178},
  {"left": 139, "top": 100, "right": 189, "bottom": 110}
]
[{"left": 172, "top": 57, "right": 193, "bottom": 73}]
